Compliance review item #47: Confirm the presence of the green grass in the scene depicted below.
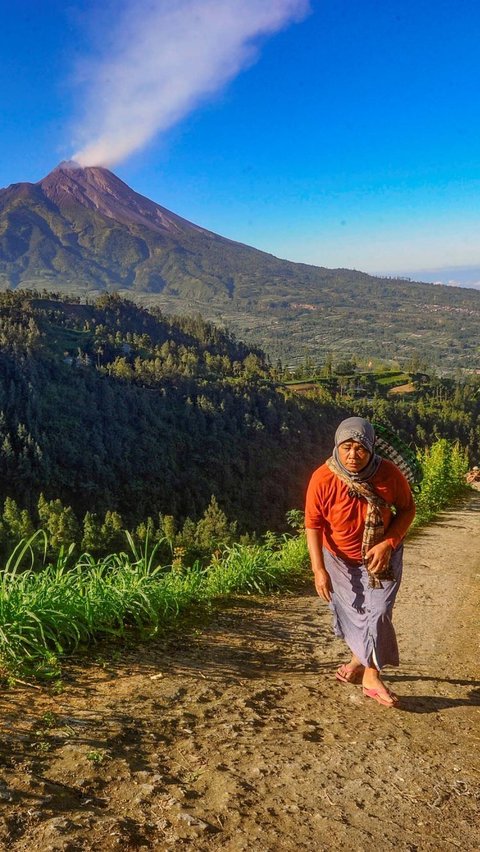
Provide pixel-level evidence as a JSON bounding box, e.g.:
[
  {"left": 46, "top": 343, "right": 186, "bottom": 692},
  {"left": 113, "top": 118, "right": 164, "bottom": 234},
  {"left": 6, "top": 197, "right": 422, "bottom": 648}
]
[
  {"left": 375, "top": 373, "right": 410, "bottom": 387},
  {"left": 0, "top": 528, "right": 309, "bottom": 679}
]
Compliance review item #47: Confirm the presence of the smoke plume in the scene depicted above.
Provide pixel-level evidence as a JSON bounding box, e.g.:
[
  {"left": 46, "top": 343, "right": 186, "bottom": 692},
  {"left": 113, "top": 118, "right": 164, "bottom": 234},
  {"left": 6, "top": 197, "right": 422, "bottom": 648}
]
[{"left": 72, "top": 0, "right": 310, "bottom": 167}]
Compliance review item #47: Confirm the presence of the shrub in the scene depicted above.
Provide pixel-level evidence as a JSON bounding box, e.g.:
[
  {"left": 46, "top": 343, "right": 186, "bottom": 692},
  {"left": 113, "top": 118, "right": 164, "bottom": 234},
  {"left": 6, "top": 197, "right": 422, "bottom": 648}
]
[{"left": 413, "top": 439, "right": 469, "bottom": 526}]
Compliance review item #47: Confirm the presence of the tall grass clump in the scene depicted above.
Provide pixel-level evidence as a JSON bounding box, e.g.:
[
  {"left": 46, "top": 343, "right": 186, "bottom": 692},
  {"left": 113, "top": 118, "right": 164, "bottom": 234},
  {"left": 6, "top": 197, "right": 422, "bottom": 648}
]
[
  {"left": 413, "top": 438, "right": 469, "bottom": 526},
  {"left": 0, "top": 534, "right": 202, "bottom": 678},
  {"left": 0, "top": 525, "right": 309, "bottom": 679},
  {"left": 203, "top": 531, "right": 308, "bottom": 599}
]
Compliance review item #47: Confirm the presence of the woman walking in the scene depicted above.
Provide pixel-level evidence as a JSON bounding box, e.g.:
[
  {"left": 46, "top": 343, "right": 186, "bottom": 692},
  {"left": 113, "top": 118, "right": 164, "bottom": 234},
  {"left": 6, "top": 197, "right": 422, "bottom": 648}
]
[{"left": 305, "top": 417, "right": 415, "bottom": 707}]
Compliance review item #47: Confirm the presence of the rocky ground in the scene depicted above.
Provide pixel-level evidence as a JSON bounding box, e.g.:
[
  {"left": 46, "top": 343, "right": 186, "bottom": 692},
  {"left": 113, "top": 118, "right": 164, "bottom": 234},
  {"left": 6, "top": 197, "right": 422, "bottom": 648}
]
[{"left": 0, "top": 492, "right": 479, "bottom": 851}]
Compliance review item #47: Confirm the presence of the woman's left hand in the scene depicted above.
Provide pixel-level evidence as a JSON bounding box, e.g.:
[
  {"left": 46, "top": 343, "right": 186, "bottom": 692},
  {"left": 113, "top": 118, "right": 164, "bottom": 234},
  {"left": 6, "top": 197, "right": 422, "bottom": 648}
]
[{"left": 365, "top": 540, "right": 392, "bottom": 574}]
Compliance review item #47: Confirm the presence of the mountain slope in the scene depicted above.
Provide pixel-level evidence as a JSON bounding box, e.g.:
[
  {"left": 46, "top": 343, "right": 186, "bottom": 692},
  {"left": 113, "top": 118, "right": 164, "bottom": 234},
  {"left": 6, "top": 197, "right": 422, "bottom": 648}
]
[
  {"left": 1, "top": 162, "right": 309, "bottom": 299},
  {"left": 1, "top": 163, "right": 480, "bottom": 368}
]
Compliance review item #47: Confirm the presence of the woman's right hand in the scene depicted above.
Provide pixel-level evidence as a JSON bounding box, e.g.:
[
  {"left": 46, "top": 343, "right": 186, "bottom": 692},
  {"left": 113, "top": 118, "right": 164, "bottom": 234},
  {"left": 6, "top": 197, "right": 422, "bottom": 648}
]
[{"left": 313, "top": 568, "right": 332, "bottom": 602}]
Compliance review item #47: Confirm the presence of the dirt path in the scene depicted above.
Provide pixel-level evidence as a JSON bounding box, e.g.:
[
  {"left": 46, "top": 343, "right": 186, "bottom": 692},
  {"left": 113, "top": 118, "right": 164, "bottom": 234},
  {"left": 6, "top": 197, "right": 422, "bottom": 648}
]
[{"left": 0, "top": 493, "right": 479, "bottom": 851}]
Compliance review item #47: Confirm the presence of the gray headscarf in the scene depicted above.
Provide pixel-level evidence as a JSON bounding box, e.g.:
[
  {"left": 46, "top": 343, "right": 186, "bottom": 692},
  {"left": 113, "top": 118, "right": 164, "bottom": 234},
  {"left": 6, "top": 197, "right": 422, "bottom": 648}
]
[{"left": 333, "top": 416, "right": 381, "bottom": 481}]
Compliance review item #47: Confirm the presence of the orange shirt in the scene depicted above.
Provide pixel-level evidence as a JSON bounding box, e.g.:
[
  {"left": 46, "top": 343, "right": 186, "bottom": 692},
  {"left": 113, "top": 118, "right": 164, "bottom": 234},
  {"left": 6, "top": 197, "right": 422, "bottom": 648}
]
[{"left": 305, "top": 458, "right": 415, "bottom": 562}]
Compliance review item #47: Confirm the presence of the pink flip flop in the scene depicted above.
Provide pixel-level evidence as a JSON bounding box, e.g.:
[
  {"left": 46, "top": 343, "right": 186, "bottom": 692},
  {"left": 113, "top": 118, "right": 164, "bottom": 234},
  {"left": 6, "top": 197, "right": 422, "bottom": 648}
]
[{"left": 362, "top": 687, "right": 399, "bottom": 707}]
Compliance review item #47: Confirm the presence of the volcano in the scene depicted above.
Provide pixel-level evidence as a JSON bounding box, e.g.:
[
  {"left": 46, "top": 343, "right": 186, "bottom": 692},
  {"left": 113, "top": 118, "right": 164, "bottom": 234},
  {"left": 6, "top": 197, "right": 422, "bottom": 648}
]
[
  {"left": 0, "top": 161, "right": 253, "bottom": 296},
  {"left": 0, "top": 161, "right": 393, "bottom": 301},
  {"left": 1, "top": 162, "right": 480, "bottom": 367}
]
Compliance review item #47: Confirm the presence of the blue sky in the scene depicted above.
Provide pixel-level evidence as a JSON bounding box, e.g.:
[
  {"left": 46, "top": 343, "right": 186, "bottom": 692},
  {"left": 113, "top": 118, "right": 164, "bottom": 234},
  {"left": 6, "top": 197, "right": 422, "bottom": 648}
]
[{"left": 2, "top": 0, "right": 480, "bottom": 279}]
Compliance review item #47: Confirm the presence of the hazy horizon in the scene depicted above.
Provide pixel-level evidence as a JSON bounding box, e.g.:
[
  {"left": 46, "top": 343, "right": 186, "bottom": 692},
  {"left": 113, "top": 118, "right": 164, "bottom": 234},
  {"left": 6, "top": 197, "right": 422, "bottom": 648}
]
[{"left": 379, "top": 265, "right": 480, "bottom": 291}]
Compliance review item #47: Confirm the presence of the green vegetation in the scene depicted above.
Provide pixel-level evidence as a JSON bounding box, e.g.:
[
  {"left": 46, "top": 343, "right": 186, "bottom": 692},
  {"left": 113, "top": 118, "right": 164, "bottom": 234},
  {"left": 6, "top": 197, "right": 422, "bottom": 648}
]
[
  {"left": 0, "top": 290, "right": 476, "bottom": 681},
  {"left": 0, "top": 292, "right": 478, "bottom": 543},
  {"left": 350, "top": 375, "right": 480, "bottom": 462},
  {"left": 371, "top": 371, "right": 410, "bottom": 388},
  {"left": 413, "top": 439, "right": 469, "bottom": 526},
  {"left": 0, "top": 492, "right": 238, "bottom": 567},
  {"left": 288, "top": 364, "right": 480, "bottom": 463},
  {"left": 0, "top": 291, "right": 345, "bottom": 533},
  {"left": 0, "top": 521, "right": 309, "bottom": 680},
  {"left": 284, "top": 368, "right": 412, "bottom": 397}
]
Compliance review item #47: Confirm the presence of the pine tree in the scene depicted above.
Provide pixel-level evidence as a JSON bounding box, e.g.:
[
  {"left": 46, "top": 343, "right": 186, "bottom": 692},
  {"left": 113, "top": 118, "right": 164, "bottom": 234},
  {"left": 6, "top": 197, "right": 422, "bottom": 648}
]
[
  {"left": 37, "top": 496, "right": 80, "bottom": 550},
  {"left": 195, "top": 495, "right": 237, "bottom": 554},
  {"left": 3, "top": 496, "right": 34, "bottom": 540},
  {"left": 135, "top": 516, "right": 155, "bottom": 545},
  {"left": 99, "top": 510, "right": 124, "bottom": 553},
  {"left": 81, "top": 511, "right": 101, "bottom": 553}
]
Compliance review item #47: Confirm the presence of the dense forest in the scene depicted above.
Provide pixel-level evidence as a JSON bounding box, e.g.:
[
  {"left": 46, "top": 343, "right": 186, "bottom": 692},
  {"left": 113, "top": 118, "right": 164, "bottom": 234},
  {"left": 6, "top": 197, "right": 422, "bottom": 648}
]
[
  {"left": 0, "top": 291, "right": 344, "bottom": 534},
  {"left": 0, "top": 291, "right": 478, "bottom": 555}
]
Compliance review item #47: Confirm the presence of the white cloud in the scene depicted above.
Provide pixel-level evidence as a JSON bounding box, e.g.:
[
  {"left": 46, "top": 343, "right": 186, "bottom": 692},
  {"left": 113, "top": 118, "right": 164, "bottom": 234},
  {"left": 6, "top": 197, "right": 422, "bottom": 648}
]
[{"left": 72, "top": 0, "right": 310, "bottom": 167}]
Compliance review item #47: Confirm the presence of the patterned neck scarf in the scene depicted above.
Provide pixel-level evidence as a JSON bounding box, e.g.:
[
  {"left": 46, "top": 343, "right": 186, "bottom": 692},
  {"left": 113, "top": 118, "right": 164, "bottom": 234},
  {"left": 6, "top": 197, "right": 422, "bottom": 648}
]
[{"left": 326, "top": 455, "right": 394, "bottom": 589}]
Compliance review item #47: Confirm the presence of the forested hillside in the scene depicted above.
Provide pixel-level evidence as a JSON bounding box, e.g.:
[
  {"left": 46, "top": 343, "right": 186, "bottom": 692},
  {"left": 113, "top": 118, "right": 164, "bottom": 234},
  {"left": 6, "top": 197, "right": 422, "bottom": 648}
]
[{"left": 0, "top": 291, "right": 344, "bottom": 533}]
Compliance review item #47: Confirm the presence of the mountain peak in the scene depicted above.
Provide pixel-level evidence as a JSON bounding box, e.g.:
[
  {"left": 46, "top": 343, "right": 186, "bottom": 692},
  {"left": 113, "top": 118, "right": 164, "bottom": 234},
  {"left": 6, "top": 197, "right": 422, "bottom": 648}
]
[
  {"left": 37, "top": 162, "right": 204, "bottom": 237},
  {"left": 54, "top": 160, "right": 83, "bottom": 171}
]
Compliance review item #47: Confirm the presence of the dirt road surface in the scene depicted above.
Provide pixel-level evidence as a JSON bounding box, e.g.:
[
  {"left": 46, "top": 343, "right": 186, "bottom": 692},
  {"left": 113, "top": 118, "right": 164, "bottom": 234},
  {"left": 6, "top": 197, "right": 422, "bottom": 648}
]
[{"left": 0, "top": 493, "right": 479, "bottom": 851}]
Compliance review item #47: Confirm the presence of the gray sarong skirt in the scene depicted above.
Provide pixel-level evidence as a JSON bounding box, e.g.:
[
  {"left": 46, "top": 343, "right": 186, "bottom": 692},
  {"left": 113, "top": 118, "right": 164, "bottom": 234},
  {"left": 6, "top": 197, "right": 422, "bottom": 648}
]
[{"left": 322, "top": 544, "right": 403, "bottom": 669}]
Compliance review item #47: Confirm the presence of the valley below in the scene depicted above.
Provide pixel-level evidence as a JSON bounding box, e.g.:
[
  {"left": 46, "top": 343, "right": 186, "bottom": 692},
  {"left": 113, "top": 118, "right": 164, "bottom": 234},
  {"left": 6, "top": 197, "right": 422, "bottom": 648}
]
[{"left": 132, "top": 288, "right": 480, "bottom": 368}]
